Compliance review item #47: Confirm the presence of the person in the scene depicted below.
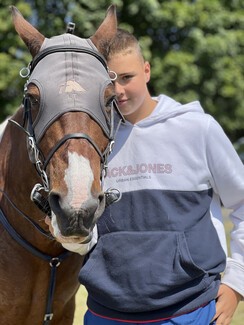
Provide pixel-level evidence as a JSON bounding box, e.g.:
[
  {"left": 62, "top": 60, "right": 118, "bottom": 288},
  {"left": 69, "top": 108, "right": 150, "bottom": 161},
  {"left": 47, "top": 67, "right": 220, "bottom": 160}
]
[{"left": 46, "top": 29, "right": 244, "bottom": 324}]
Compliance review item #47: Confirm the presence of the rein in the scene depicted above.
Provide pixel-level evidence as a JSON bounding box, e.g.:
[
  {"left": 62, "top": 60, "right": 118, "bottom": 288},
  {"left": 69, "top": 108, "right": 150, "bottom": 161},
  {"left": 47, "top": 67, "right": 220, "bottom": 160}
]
[
  {"left": 0, "top": 189, "right": 52, "bottom": 239},
  {"left": 0, "top": 207, "right": 71, "bottom": 324}
]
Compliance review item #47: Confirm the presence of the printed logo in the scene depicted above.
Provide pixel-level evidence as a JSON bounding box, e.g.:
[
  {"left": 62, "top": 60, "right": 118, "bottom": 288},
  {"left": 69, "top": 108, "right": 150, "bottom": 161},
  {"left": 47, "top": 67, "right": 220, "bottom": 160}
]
[
  {"left": 107, "top": 163, "right": 172, "bottom": 179},
  {"left": 59, "top": 80, "right": 86, "bottom": 94}
]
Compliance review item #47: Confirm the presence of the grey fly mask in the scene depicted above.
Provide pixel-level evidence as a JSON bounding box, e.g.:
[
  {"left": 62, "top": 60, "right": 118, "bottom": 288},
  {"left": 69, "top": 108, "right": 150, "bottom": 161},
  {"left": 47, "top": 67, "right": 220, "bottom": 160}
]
[{"left": 29, "top": 34, "right": 118, "bottom": 142}]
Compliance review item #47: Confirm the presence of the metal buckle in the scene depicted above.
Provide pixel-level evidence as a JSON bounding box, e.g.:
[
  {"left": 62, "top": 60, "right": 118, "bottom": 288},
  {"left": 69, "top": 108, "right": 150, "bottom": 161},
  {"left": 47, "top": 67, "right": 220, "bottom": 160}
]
[
  {"left": 44, "top": 313, "right": 53, "bottom": 321},
  {"left": 49, "top": 257, "right": 61, "bottom": 268},
  {"left": 66, "top": 22, "right": 76, "bottom": 34}
]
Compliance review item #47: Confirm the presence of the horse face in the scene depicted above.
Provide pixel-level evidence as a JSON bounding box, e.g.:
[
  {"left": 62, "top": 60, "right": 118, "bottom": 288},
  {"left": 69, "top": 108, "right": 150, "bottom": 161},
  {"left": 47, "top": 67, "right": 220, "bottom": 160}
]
[
  {"left": 26, "top": 83, "right": 116, "bottom": 241},
  {"left": 12, "top": 6, "right": 118, "bottom": 242},
  {"left": 46, "top": 112, "right": 108, "bottom": 239}
]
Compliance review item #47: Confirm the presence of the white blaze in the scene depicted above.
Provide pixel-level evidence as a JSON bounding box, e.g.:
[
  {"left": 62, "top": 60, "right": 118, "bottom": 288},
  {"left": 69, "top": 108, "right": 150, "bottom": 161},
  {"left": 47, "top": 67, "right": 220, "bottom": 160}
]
[{"left": 62, "top": 151, "right": 94, "bottom": 209}]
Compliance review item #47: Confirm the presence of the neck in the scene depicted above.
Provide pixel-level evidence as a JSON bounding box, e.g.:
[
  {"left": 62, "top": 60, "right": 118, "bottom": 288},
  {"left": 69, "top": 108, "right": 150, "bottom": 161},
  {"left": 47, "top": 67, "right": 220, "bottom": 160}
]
[
  {"left": 0, "top": 115, "right": 53, "bottom": 248},
  {"left": 126, "top": 96, "right": 157, "bottom": 124}
]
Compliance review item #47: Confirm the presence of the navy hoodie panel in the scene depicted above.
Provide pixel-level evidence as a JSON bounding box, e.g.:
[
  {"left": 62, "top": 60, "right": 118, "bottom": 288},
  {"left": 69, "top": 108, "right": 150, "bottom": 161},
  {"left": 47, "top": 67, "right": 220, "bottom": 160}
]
[
  {"left": 86, "top": 284, "right": 219, "bottom": 321},
  {"left": 98, "top": 189, "right": 225, "bottom": 270},
  {"left": 79, "top": 189, "right": 226, "bottom": 319}
]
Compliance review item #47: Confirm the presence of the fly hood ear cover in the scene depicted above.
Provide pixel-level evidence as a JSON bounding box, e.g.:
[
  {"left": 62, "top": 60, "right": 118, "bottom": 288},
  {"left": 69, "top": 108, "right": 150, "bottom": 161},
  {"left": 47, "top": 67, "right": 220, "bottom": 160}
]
[{"left": 28, "top": 34, "right": 112, "bottom": 143}]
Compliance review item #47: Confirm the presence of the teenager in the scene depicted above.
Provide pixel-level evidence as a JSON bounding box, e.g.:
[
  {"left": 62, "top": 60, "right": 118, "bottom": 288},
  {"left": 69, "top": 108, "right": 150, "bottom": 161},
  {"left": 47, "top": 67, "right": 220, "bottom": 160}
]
[{"left": 46, "top": 29, "right": 244, "bottom": 324}]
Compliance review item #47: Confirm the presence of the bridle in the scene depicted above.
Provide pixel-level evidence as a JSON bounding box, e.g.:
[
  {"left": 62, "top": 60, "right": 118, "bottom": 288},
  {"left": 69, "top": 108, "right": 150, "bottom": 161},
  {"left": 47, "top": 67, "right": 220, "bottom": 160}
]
[{"left": 9, "top": 37, "right": 124, "bottom": 216}]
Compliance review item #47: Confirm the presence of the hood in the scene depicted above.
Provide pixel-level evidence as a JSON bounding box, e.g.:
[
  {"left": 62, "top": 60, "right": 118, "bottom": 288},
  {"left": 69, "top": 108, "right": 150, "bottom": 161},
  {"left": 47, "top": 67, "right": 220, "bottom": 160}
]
[
  {"left": 28, "top": 34, "right": 112, "bottom": 142},
  {"left": 125, "top": 94, "right": 204, "bottom": 127}
]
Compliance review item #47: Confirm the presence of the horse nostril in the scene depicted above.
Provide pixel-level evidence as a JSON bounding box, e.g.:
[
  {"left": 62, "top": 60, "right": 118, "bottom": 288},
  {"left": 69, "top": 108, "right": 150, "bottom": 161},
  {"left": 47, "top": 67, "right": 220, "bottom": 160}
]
[
  {"left": 49, "top": 192, "right": 65, "bottom": 222},
  {"left": 98, "top": 192, "right": 105, "bottom": 204},
  {"left": 49, "top": 192, "right": 60, "bottom": 211}
]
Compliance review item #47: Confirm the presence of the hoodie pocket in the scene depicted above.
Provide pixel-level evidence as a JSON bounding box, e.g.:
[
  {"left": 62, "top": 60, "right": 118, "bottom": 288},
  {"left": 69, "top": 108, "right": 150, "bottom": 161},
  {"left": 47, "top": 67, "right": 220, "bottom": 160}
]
[{"left": 79, "top": 230, "right": 209, "bottom": 313}]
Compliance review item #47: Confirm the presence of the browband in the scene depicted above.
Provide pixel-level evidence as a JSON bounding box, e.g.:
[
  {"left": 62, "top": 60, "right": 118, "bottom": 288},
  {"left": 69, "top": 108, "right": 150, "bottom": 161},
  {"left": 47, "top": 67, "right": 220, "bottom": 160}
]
[{"left": 30, "top": 45, "right": 108, "bottom": 74}]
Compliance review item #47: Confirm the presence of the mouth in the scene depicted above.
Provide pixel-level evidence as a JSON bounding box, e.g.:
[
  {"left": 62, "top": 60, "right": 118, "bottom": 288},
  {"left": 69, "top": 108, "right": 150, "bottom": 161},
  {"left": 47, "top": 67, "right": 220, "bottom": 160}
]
[
  {"left": 58, "top": 222, "right": 94, "bottom": 242},
  {"left": 46, "top": 213, "right": 94, "bottom": 244},
  {"left": 59, "top": 232, "right": 92, "bottom": 244},
  {"left": 118, "top": 98, "right": 128, "bottom": 106}
]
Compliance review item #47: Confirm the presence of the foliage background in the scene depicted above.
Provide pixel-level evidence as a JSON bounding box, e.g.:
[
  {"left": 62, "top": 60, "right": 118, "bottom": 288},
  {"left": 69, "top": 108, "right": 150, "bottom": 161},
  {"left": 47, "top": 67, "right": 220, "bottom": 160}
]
[
  {"left": 0, "top": 0, "right": 243, "bottom": 142},
  {"left": 0, "top": 1, "right": 243, "bottom": 323}
]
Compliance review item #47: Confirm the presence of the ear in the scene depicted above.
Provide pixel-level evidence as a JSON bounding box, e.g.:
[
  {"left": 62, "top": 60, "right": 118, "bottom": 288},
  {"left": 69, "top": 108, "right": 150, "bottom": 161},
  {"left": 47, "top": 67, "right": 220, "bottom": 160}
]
[
  {"left": 10, "top": 6, "right": 45, "bottom": 57},
  {"left": 90, "top": 5, "right": 117, "bottom": 58}
]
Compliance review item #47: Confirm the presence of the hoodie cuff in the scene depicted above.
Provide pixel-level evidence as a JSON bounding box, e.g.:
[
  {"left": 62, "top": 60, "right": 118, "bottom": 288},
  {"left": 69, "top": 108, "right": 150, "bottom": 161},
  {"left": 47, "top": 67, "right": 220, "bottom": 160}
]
[
  {"left": 62, "top": 226, "right": 98, "bottom": 255},
  {"left": 221, "top": 258, "right": 244, "bottom": 299}
]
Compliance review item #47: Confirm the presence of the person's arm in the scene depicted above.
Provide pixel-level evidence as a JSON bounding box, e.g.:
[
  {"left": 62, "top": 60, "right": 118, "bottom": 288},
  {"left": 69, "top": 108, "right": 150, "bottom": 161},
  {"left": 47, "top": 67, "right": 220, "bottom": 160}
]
[{"left": 206, "top": 118, "right": 244, "bottom": 323}]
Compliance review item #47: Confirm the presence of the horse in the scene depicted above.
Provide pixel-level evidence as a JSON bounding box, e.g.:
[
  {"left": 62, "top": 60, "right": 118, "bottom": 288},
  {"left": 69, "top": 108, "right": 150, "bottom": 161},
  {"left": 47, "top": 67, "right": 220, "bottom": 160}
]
[{"left": 0, "top": 5, "right": 123, "bottom": 325}]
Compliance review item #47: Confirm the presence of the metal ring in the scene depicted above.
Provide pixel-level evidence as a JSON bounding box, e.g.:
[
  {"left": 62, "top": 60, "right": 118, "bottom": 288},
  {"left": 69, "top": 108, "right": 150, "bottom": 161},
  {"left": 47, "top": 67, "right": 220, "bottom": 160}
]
[
  {"left": 30, "top": 183, "right": 44, "bottom": 201},
  {"left": 19, "top": 67, "right": 30, "bottom": 78},
  {"left": 49, "top": 257, "right": 61, "bottom": 267},
  {"left": 108, "top": 70, "right": 117, "bottom": 81},
  {"left": 106, "top": 187, "right": 122, "bottom": 202}
]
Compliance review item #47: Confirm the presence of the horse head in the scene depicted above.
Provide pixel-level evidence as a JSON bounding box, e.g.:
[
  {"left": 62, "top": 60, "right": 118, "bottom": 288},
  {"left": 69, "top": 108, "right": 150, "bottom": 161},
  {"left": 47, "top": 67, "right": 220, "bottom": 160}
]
[{"left": 10, "top": 6, "right": 123, "bottom": 244}]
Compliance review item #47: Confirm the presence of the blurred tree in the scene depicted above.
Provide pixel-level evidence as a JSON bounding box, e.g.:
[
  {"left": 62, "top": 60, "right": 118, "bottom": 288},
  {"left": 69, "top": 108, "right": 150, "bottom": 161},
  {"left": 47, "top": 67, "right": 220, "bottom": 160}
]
[
  {"left": 0, "top": 1, "right": 31, "bottom": 116},
  {"left": 0, "top": 0, "right": 243, "bottom": 141}
]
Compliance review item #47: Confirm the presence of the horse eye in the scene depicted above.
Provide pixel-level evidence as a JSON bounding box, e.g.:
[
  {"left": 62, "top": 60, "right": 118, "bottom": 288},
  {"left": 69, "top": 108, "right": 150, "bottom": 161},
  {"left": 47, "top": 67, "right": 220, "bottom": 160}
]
[{"left": 27, "top": 95, "right": 39, "bottom": 107}]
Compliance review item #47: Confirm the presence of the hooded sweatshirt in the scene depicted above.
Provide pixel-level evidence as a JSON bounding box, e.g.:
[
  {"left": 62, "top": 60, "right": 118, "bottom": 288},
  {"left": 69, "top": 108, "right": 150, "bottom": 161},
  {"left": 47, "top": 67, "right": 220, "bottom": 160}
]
[{"left": 76, "top": 95, "right": 244, "bottom": 322}]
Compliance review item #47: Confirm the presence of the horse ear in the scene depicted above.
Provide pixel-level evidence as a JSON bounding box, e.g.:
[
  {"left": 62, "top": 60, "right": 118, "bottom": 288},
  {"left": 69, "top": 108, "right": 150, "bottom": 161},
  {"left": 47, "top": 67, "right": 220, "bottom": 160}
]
[
  {"left": 10, "top": 6, "right": 45, "bottom": 57},
  {"left": 90, "top": 5, "right": 117, "bottom": 58}
]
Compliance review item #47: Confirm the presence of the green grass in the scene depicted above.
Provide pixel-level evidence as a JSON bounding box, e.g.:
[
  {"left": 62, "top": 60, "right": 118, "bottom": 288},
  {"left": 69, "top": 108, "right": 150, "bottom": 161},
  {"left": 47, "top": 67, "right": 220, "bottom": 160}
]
[{"left": 73, "top": 211, "right": 244, "bottom": 324}]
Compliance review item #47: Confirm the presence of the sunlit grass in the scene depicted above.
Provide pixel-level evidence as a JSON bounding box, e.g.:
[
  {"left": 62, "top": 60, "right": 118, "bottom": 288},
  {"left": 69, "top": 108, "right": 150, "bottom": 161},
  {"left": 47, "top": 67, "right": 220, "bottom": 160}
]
[{"left": 74, "top": 285, "right": 87, "bottom": 324}]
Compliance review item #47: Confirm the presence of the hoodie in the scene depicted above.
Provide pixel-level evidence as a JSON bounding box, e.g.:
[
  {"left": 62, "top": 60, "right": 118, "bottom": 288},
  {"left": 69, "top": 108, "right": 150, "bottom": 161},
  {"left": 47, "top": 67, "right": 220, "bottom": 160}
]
[{"left": 77, "top": 95, "right": 244, "bottom": 322}]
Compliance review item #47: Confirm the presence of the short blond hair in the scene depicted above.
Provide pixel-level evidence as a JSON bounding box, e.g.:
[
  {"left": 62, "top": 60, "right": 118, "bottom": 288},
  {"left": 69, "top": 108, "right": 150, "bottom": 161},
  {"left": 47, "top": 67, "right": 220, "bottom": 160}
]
[{"left": 107, "top": 28, "right": 143, "bottom": 60}]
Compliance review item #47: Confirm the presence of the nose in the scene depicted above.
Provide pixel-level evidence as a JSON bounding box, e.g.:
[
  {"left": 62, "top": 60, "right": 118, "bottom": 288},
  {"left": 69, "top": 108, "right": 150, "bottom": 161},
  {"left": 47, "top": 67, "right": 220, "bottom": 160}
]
[{"left": 114, "top": 81, "right": 124, "bottom": 97}]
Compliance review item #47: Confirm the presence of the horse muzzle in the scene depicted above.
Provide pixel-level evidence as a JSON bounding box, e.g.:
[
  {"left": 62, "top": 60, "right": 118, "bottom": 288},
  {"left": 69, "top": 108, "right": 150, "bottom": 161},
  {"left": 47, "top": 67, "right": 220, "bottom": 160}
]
[{"left": 49, "top": 190, "right": 105, "bottom": 238}]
